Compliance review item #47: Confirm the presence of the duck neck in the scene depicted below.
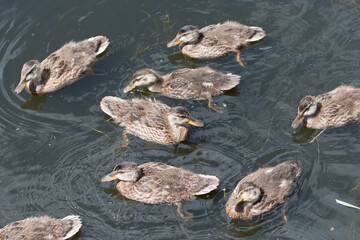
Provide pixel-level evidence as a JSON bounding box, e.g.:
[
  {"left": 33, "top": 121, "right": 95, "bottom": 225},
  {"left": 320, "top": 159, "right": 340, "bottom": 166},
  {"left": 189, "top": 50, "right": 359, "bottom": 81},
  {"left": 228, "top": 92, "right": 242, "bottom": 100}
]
[
  {"left": 167, "top": 117, "right": 189, "bottom": 142},
  {"left": 148, "top": 74, "right": 164, "bottom": 93},
  {"left": 243, "top": 202, "right": 254, "bottom": 214},
  {"left": 121, "top": 169, "right": 143, "bottom": 182},
  {"left": 27, "top": 73, "right": 44, "bottom": 93}
]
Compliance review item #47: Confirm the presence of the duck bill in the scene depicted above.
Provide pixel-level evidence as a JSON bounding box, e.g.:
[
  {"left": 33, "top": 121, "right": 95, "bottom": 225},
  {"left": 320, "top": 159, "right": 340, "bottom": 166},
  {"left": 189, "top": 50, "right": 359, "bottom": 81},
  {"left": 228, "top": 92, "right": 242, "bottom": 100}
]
[
  {"left": 101, "top": 173, "right": 117, "bottom": 182},
  {"left": 15, "top": 79, "right": 27, "bottom": 94},
  {"left": 188, "top": 118, "right": 204, "bottom": 127},
  {"left": 123, "top": 84, "right": 135, "bottom": 93},
  {"left": 167, "top": 38, "right": 181, "bottom": 48},
  {"left": 291, "top": 115, "right": 305, "bottom": 129},
  {"left": 227, "top": 195, "right": 243, "bottom": 207}
]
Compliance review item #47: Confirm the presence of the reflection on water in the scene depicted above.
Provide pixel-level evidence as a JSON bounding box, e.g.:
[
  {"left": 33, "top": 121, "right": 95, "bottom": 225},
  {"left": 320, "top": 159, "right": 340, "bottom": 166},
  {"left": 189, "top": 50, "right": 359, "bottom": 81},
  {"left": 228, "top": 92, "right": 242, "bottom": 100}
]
[
  {"left": 291, "top": 126, "right": 317, "bottom": 144},
  {"left": 0, "top": 0, "right": 360, "bottom": 239},
  {"left": 223, "top": 87, "right": 240, "bottom": 97},
  {"left": 167, "top": 52, "right": 200, "bottom": 67},
  {"left": 21, "top": 94, "right": 48, "bottom": 111},
  {"left": 229, "top": 219, "right": 267, "bottom": 238},
  {"left": 170, "top": 139, "right": 205, "bottom": 156}
]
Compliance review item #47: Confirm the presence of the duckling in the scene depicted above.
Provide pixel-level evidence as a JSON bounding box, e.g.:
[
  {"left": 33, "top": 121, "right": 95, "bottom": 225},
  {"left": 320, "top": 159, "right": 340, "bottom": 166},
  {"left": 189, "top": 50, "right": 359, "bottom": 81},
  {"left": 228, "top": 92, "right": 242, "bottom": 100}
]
[
  {"left": 101, "top": 162, "right": 219, "bottom": 219},
  {"left": 0, "top": 215, "right": 82, "bottom": 240},
  {"left": 123, "top": 67, "right": 240, "bottom": 113},
  {"left": 226, "top": 161, "right": 301, "bottom": 221},
  {"left": 100, "top": 96, "right": 204, "bottom": 146},
  {"left": 15, "top": 36, "right": 109, "bottom": 95},
  {"left": 291, "top": 86, "right": 360, "bottom": 142},
  {"left": 167, "top": 21, "right": 265, "bottom": 66}
]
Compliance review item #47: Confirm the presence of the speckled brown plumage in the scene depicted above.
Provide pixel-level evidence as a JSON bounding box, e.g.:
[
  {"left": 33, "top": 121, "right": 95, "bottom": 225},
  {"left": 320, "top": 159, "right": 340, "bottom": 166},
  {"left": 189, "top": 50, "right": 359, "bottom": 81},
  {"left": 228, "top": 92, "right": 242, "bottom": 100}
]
[
  {"left": 100, "top": 97, "right": 204, "bottom": 145},
  {"left": 102, "top": 162, "right": 219, "bottom": 205},
  {"left": 292, "top": 85, "right": 360, "bottom": 129},
  {"left": 0, "top": 215, "right": 82, "bottom": 240},
  {"left": 167, "top": 21, "right": 265, "bottom": 63},
  {"left": 15, "top": 36, "right": 109, "bottom": 95},
  {"left": 124, "top": 67, "right": 240, "bottom": 100},
  {"left": 226, "top": 161, "right": 301, "bottom": 220}
]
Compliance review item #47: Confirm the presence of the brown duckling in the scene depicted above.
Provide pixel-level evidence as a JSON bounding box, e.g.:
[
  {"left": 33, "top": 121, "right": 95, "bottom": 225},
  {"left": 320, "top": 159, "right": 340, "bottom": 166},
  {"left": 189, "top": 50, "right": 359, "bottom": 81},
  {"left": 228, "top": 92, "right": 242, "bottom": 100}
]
[
  {"left": 15, "top": 36, "right": 109, "bottom": 95},
  {"left": 100, "top": 96, "right": 204, "bottom": 146},
  {"left": 292, "top": 85, "right": 360, "bottom": 129},
  {"left": 167, "top": 21, "right": 265, "bottom": 66},
  {"left": 101, "top": 162, "right": 219, "bottom": 218},
  {"left": 0, "top": 215, "right": 82, "bottom": 240},
  {"left": 292, "top": 86, "right": 360, "bottom": 142},
  {"left": 123, "top": 67, "right": 240, "bottom": 113},
  {"left": 226, "top": 161, "right": 301, "bottom": 221}
]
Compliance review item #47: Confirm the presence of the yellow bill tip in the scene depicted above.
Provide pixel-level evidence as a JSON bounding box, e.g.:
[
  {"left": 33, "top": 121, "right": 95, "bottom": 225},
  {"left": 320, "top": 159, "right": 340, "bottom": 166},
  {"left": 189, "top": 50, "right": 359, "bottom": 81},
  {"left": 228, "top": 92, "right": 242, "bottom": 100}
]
[
  {"left": 188, "top": 119, "right": 204, "bottom": 127},
  {"left": 291, "top": 115, "right": 305, "bottom": 129},
  {"left": 101, "top": 174, "right": 117, "bottom": 182},
  {"left": 15, "top": 80, "right": 27, "bottom": 94},
  {"left": 167, "top": 39, "right": 182, "bottom": 48},
  {"left": 124, "top": 84, "right": 135, "bottom": 93}
]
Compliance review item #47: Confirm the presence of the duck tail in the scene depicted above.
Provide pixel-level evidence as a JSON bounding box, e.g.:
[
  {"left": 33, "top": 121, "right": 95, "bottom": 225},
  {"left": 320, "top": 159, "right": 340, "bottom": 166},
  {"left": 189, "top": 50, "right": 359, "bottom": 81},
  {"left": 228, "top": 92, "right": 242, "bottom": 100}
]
[
  {"left": 87, "top": 36, "right": 110, "bottom": 56},
  {"left": 247, "top": 26, "right": 266, "bottom": 43},
  {"left": 61, "top": 215, "right": 82, "bottom": 239},
  {"left": 220, "top": 73, "right": 241, "bottom": 91},
  {"left": 100, "top": 96, "right": 124, "bottom": 119},
  {"left": 195, "top": 175, "right": 220, "bottom": 195}
]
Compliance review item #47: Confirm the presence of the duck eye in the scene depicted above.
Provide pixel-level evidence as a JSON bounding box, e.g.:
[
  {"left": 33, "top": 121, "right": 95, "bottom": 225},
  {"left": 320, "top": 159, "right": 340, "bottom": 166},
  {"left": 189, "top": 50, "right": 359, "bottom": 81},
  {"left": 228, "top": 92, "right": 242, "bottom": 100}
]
[
  {"left": 27, "top": 66, "right": 37, "bottom": 75},
  {"left": 176, "top": 114, "right": 187, "bottom": 119},
  {"left": 179, "top": 29, "right": 186, "bottom": 34}
]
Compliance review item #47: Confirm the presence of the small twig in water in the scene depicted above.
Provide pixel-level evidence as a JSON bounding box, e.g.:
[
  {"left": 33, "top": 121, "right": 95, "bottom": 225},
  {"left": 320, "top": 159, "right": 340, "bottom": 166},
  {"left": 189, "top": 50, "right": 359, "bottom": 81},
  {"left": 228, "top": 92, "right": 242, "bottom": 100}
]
[
  {"left": 351, "top": 182, "right": 360, "bottom": 193},
  {"left": 57, "top": 7, "right": 77, "bottom": 21},
  {"left": 309, "top": 128, "right": 327, "bottom": 144},
  {"left": 135, "top": 41, "right": 168, "bottom": 55},
  {"left": 116, "top": 203, "right": 124, "bottom": 222},
  {"left": 90, "top": 127, "right": 109, "bottom": 137}
]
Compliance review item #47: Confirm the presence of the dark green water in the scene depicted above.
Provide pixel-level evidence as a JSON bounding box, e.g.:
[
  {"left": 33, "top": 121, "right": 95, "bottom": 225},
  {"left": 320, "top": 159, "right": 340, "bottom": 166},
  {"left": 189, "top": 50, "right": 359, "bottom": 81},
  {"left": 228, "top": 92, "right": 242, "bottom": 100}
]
[{"left": 1, "top": 0, "right": 360, "bottom": 239}]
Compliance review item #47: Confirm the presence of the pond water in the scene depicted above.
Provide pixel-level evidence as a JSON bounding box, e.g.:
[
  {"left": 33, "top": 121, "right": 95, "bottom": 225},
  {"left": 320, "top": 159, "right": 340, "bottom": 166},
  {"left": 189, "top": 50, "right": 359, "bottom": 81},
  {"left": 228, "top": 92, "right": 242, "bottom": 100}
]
[{"left": 0, "top": 0, "right": 360, "bottom": 239}]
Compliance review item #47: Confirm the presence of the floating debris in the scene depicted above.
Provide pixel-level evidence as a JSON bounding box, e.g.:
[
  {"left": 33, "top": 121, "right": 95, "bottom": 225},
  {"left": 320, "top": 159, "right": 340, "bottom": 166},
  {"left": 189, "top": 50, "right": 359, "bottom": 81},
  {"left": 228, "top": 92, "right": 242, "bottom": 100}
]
[
  {"left": 90, "top": 127, "right": 108, "bottom": 137},
  {"left": 335, "top": 199, "right": 360, "bottom": 210}
]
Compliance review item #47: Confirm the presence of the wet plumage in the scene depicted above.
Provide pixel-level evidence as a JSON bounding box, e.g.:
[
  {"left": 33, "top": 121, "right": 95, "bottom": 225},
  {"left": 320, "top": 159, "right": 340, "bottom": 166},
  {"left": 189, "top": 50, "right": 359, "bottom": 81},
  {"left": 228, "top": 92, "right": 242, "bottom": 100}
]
[
  {"left": 101, "top": 162, "right": 219, "bottom": 217},
  {"left": 15, "top": 36, "right": 109, "bottom": 95},
  {"left": 291, "top": 85, "right": 360, "bottom": 129},
  {"left": 0, "top": 215, "right": 82, "bottom": 240},
  {"left": 167, "top": 21, "right": 265, "bottom": 65},
  {"left": 124, "top": 67, "right": 240, "bottom": 112},
  {"left": 226, "top": 161, "right": 301, "bottom": 221},
  {"left": 100, "top": 97, "right": 204, "bottom": 145}
]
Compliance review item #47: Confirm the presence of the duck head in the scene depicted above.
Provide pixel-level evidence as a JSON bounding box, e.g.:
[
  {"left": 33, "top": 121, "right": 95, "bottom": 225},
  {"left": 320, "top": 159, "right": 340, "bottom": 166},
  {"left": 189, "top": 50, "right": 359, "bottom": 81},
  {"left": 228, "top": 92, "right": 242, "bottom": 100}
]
[
  {"left": 167, "top": 25, "right": 201, "bottom": 48},
  {"left": 124, "top": 69, "right": 162, "bottom": 93},
  {"left": 169, "top": 106, "right": 204, "bottom": 128},
  {"left": 15, "top": 60, "right": 41, "bottom": 94},
  {"left": 101, "top": 162, "right": 143, "bottom": 182},
  {"left": 291, "top": 96, "right": 318, "bottom": 128},
  {"left": 227, "top": 182, "right": 261, "bottom": 213}
]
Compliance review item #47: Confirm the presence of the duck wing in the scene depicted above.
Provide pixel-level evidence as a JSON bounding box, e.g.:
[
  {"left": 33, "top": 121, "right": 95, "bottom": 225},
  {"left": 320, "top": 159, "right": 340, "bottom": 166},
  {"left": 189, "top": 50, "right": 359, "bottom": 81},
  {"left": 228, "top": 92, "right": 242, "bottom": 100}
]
[
  {"left": 0, "top": 215, "right": 82, "bottom": 240},
  {"left": 245, "top": 161, "right": 301, "bottom": 214},
  {"left": 118, "top": 162, "right": 219, "bottom": 204},
  {"left": 317, "top": 86, "right": 360, "bottom": 126},
  {"left": 38, "top": 36, "right": 109, "bottom": 93},
  {"left": 201, "top": 21, "right": 265, "bottom": 49},
  {"left": 227, "top": 161, "right": 301, "bottom": 220},
  {"left": 100, "top": 97, "right": 177, "bottom": 144},
  {"left": 163, "top": 67, "right": 240, "bottom": 99}
]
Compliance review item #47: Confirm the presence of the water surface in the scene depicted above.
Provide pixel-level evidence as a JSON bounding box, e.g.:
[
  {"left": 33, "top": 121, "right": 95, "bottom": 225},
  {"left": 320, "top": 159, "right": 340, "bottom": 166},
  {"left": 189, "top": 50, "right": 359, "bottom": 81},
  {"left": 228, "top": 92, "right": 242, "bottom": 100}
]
[{"left": 0, "top": 0, "right": 360, "bottom": 239}]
